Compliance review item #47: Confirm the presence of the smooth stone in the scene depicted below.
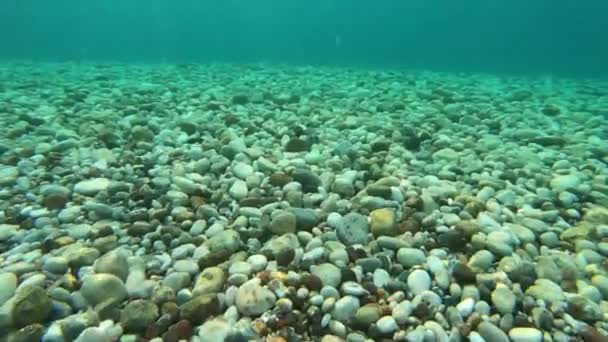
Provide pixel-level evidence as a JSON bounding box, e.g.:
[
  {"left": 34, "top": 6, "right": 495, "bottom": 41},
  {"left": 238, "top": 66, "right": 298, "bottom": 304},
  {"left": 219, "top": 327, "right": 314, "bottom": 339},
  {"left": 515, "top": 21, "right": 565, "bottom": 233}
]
[
  {"left": 10, "top": 285, "right": 52, "bottom": 328},
  {"left": 397, "top": 248, "right": 426, "bottom": 268},
  {"left": 491, "top": 283, "right": 516, "bottom": 314},
  {"left": 290, "top": 208, "right": 320, "bottom": 230},
  {"left": 376, "top": 316, "right": 398, "bottom": 334},
  {"left": 407, "top": 269, "right": 431, "bottom": 295},
  {"left": 467, "top": 250, "right": 494, "bottom": 271},
  {"left": 229, "top": 180, "right": 248, "bottom": 200},
  {"left": 354, "top": 304, "right": 380, "bottom": 326},
  {"left": 477, "top": 321, "right": 509, "bottom": 342},
  {"left": 311, "top": 263, "right": 342, "bottom": 288},
  {"left": 232, "top": 162, "right": 254, "bottom": 180},
  {"left": 247, "top": 254, "right": 268, "bottom": 272},
  {"left": 269, "top": 210, "right": 297, "bottom": 234},
  {"left": 392, "top": 301, "right": 413, "bottom": 325},
  {"left": 93, "top": 252, "right": 129, "bottom": 281},
  {"left": 525, "top": 279, "right": 565, "bottom": 303},
  {"left": 120, "top": 299, "right": 159, "bottom": 333},
  {"left": 550, "top": 174, "right": 581, "bottom": 193},
  {"left": 80, "top": 273, "right": 128, "bottom": 306},
  {"left": 173, "top": 260, "right": 200, "bottom": 275},
  {"left": 0, "top": 272, "right": 18, "bottom": 306},
  {"left": 336, "top": 212, "right": 369, "bottom": 246},
  {"left": 197, "top": 318, "right": 233, "bottom": 342},
  {"left": 204, "top": 230, "right": 241, "bottom": 254},
  {"left": 163, "top": 272, "right": 191, "bottom": 292},
  {"left": 235, "top": 279, "right": 276, "bottom": 317},
  {"left": 42, "top": 257, "right": 69, "bottom": 275},
  {"left": 73, "top": 178, "right": 110, "bottom": 196},
  {"left": 331, "top": 296, "right": 360, "bottom": 322},
  {"left": 370, "top": 208, "right": 399, "bottom": 237},
  {"left": 508, "top": 327, "right": 543, "bottom": 342},
  {"left": 193, "top": 267, "right": 225, "bottom": 296}
]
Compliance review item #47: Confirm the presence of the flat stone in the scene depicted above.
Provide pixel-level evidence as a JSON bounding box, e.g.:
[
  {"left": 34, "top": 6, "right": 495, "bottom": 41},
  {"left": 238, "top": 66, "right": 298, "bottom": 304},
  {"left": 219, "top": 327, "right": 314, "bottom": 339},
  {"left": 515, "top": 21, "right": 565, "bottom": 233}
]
[
  {"left": 508, "top": 327, "right": 543, "bottom": 342},
  {"left": 491, "top": 283, "right": 516, "bottom": 314},
  {"left": 336, "top": 213, "right": 369, "bottom": 246},
  {"left": 331, "top": 295, "right": 360, "bottom": 323},
  {"left": 477, "top": 321, "right": 509, "bottom": 342},
  {"left": 93, "top": 251, "right": 129, "bottom": 281},
  {"left": 310, "top": 263, "right": 342, "bottom": 288},
  {"left": 197, "top": 317, "right": 233, "bottom": 342},
  {"left": 397, "top": 248, "right": 426, "bottom": 268},
  {"left": 73, "top": 178, "right": 110, "bottom": 196},
  {"left": 525, "top": 279, "right": 565, "bottom": 303},
  {"left": 10, "top": 285, "right": 51, "bottom": 328},
  {"left": 407, "top": 270, "right": 431, "bottom": 295},
  {"left": 269, "top": 210, "right": 297, "bottom": 234},
  {"left": 80, "top": 273, "right": 127, "bottom": 306},
  {"left": 235, "top": 279, "right": 276, "bottom": 316}
]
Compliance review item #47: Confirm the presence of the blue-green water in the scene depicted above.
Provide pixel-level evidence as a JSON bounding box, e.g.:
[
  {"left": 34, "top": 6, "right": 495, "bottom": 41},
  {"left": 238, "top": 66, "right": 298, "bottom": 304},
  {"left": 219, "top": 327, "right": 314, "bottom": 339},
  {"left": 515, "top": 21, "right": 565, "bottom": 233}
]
[{"left": 1, "top": 0, "right": 607, "bottom": 76}]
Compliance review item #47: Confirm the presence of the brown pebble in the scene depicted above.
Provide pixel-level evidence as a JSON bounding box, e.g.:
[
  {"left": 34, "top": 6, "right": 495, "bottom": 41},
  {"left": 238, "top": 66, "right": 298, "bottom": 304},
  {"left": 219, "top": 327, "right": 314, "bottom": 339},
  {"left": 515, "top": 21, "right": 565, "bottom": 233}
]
[
  {"left": 581, "top": 325, "right": 608, "bottom": 342},
  {"left": 269, "top": 172, "right": 293, "bottom": 187},
  {"left": 301, "top": 274, "right": 323, "bottom": 292},
  {"left": 275, "top": 248, "right": 295, "bottom": 267}
]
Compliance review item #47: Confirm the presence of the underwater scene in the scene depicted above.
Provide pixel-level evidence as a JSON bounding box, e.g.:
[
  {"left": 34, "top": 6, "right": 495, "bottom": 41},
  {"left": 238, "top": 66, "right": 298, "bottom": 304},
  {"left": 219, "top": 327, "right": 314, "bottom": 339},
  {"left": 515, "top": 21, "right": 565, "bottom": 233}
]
[{"left": 0, "top": 1, "right": 607, "bottom": 342}]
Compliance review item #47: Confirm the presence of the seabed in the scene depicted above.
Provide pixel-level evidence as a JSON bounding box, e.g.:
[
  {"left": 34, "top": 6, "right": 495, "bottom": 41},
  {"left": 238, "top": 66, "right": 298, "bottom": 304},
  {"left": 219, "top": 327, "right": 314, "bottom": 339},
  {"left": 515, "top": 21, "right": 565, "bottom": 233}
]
[{"left": 0, "top": 62, "right": 607, "bottom": 342}]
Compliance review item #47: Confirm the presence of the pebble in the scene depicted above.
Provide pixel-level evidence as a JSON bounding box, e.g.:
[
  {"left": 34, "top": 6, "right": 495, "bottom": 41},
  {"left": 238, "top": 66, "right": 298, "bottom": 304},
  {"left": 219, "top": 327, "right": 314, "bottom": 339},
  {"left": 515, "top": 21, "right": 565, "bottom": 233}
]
[
  {"left": 477, "top": 321, "right": 509, "bottom": 342},
  {"left": 197, "top": 318, "right": 233, "bottom": 342},
  {"left": 508, "top": 327, "right": 543, "bottom": 342},
  {"left": 80, "top": 273, "right": 128, "bottom": 306},
  {"left": 311, "top": 263, "right": 342, "bottom": 288},
  {"left": 269, "top": 210, "right": 297, "bottom": 234},
  {"left": 491, "top": 283, "right": 516, "bottom": 314},
  {"left": 397, "top": 248, "right": 427, "bottom": 268},
  {"left": 73, "top": 178, "right": 110, "bottom": 195},
  {"left": 376, "top": 316, "right": 398, "bottom": 334},
  {"left": 331, "top": 295, "right": 360, "bottom": 322},
  {"left": 235, "top": 279, "right": 276, "bottom": 316},
  {"left": 370, "top": 208, "right": 399, "bottom": 237},
  {"left": 407, "top": 269, "right": 431, "bottom": 295},
  {"left": 336, "top": 213, "right": 369, "bottom": 246}
]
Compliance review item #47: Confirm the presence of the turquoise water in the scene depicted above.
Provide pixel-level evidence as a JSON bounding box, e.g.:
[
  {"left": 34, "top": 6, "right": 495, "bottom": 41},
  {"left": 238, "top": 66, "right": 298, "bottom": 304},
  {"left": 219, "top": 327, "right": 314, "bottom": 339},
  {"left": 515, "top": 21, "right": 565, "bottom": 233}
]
[{"left": 1, "top": 0, "right": 607, "bottom": 76}]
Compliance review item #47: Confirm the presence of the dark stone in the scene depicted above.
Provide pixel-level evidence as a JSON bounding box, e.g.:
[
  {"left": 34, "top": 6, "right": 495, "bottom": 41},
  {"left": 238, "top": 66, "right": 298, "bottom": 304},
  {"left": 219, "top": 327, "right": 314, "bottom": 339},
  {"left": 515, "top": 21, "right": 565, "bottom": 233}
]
[
  {"left": 178, "top": 294, "right": 219, "bottom": 325},
  {"left": 506, "top": 261, "right": 537, "bottom": 290},
  {"left": 43, "top": 193, "right": 69, "bottom": 210},
  {"left": 284, "top": 138, "right": 310, "bottom": 153},
  {"left": 239, "top": 197, "right": 276, "bottom": 208},
  {"left": 527, "top": 136, "right": 567, "bottom": 147},
  {"left": 292, "top": 169, "right": 322, "bottom": 193},
  {"left": 452, "top": 262, "right": 477, "bottom": 284},
  {"left": 412, "top": 302, "right": 432, "bottom": 320},
  {"left": 356, "top": 257, "right": 382, "bottom": 273},
  {"left": 581, "top": 325, "right": 608, "bottom": 342},
  {"left": 18, "top": 113, "right": 46, "bottom": 126},
  {"left": 197, "top": 249, "right": 232, "bottom": 269},
  {"left": 11, "top": 286, "right": 51, "bottom": 328},
  {"left": 232, "top": 94, "right": 249, "bottom": 105},
  {"left": 269, "top": 172, "right": 293, "bottom": 187},
  {"left": 341, "top": 269, "right": 357, "bottom": 283},
  {"left": 371, "top": 140, "right": 391, "bottom": 152},
  {"left": 301, "top": 274, "right": 323, "bottom": 292},
  {"left": 542, "top": 103, "right": 561, "bottom": 116},
  {"left": 275, "top": 248, "right": 295, "bottom": 267},
  {"left": 290, "top": 208, "right": 320, "bottom": 231},
  {"left": 437, "top": 230, "right": 467, "bottom": 252},
  {"left": 366, "top": 185, "right": 392, "bottom": 199}
]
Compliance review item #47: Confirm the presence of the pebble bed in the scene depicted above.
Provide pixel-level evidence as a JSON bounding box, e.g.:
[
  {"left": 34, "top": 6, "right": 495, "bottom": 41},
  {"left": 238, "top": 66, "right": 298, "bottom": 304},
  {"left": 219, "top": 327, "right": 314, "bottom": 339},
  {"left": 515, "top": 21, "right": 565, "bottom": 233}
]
[{"left": 0, "top": 62, "right": 607, "bottom": 342}]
